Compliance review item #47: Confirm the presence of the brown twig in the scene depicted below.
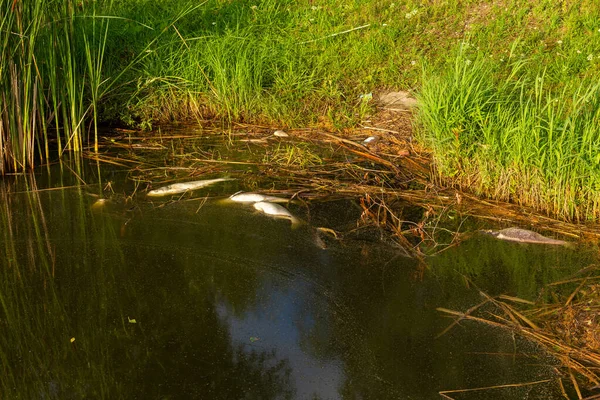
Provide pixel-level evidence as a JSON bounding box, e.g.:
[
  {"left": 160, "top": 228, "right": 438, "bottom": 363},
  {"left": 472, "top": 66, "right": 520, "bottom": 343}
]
[{"left": 439, "top": 379, "right": 553, "bottom": 398}]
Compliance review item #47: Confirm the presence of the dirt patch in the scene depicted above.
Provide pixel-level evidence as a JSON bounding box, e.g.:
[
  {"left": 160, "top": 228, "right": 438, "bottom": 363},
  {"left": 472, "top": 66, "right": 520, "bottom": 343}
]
[{"left": 348, "top": 90, "right": 420, "bottom": 158}]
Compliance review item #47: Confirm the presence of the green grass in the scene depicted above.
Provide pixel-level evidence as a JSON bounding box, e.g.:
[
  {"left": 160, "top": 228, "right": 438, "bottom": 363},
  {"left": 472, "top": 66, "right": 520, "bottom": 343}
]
[
  {"left": 418, "top": 50, "right": 600, "bottom": 221},
  {"left": 416, "top": 2, "right": 600, "bottom": 221},
  {"left": 3, "top": 0, "right": 600, "bottom": 219}
]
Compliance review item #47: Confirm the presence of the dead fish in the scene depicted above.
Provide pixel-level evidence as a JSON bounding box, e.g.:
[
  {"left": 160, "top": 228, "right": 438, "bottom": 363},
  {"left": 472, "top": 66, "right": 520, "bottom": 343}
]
[
  {"left": 91, "top": 198, "right": 109, "bottom": 210},
  {"left": 273, "top": 130, "right": 289, "bottom": 137},
  {"left": 483, "top": 228, "right": 571, "bottom": 246},
  {"left": 229, "top": 192, "right": 289, "bottom": 203},
  {"left": 147, "top": 178, "right": 235, "bottom": 197},
  {"left": 253, "top": 201, "right": 302, "bottom": 227}
]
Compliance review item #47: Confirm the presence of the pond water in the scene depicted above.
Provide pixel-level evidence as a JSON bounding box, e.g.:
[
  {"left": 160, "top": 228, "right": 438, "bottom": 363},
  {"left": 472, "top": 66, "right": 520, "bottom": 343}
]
[{"left": 0, "top": 136, "right": 595, "bottom": 399}]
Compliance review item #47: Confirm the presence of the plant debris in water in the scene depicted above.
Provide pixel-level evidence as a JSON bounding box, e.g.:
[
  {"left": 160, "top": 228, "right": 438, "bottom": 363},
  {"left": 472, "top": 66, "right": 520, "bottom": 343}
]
[
  {"left": 555, "top": 284, "right": 600, "bottom": 353},
  {"left": 86, "top": 121, "right": 600, "bottom": 261},
  {"left": 438, "top": 267, "right": 600, "bottom": 398}
]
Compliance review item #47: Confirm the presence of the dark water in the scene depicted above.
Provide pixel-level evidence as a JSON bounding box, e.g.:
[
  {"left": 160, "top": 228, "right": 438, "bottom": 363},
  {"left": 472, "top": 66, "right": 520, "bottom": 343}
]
[{"left": 0, "top": 145, "right": 595, "bottom": 399}]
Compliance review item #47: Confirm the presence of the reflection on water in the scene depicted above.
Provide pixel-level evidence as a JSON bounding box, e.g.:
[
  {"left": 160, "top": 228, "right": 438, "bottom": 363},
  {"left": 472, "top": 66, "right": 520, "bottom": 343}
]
[{"left": 0, "top": 156, "right": 594, "bottom": 399}]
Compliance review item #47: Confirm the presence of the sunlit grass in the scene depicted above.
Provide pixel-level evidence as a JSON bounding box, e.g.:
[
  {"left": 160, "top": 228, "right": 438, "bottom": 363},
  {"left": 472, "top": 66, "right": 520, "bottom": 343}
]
[
  {"left": 103, "top": 0, "right": 600, "bottom": 133},
  {"left": 417, "top": 46, "right": 600, "bottom": 221},
  {"left": 4, "top": 0, "right": 600, "bottom": 220}
]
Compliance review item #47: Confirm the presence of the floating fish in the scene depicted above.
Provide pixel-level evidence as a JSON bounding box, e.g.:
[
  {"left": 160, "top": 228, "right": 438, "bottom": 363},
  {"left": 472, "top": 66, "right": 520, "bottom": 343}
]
[
  {"left": 483, "top": 228, "right": 571, "bottom": 246},
  {"left": 273, "top": 130, "right": 289, "bottom": 137},
  {"left": 147, "top": 178, "right": 234, "bottom": 197},
  {"left": 253, "top": 201, "right": 302, "bottom": 227},
  {"left": 91, "top": 198, "right": 109, "bottom": 210},
  {"left": 229, "top": 192, "right": 289, "bottom": 203}
]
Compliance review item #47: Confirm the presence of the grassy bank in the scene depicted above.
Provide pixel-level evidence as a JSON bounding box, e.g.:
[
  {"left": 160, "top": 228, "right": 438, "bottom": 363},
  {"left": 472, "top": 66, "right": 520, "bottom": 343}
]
[
  {"left": 417, "top": 48, "right": 600, "bottom": 221},
  {"left": 3, "top": 0, "right": 600, "bottom": 219},
  {"left": 412, "top": 1, "right": 600, "bottom": 221}
]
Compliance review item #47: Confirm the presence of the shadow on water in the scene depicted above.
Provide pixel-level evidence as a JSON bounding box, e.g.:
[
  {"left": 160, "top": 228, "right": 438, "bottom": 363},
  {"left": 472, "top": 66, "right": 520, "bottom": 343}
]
[{"left": 0, "top": 154, "right": 596, "bottom": 399}]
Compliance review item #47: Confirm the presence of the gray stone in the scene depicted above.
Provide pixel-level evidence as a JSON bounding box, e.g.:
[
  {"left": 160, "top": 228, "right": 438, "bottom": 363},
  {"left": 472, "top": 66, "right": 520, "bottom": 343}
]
[{"left": 376, "top": 91, "right": 418, "bottom": 110}]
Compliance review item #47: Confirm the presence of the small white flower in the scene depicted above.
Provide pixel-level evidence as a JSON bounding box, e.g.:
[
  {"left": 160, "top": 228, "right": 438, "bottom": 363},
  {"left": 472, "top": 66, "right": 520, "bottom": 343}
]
[
  {"left": 577, "top": 50, "right": 582, "bottom": 54},
  {"left": 588, "top": 54, "right": 594, "bottom": 61},
  {"left": 382, "top": 23, "right": 388, "bottom": 26},
  {"left": 212, "top": 22, "right": 216, "bottom": 25},
  {"left": 311, "top": 5, "right": 318, "bottom": 10},
  {"left": 250, "top": 5, "right": 257, "bottom": 10},
  {"left": 557, "top": 40, "right": 563, "bottom": 45},
  {"left": 465, "top": 59, "right": 472, "bottom": 65},
  {"left": 410, "top": 60, "right": 416, "bottom": 65},
  {"left": 309, "top": 18, "right": 315, "bottom": 22},
  {"left": 405, "top": 9, "right": 418, "bottom": 19},
  {"left": 500, "top": 58, "right": 504, "bottom": 62}
]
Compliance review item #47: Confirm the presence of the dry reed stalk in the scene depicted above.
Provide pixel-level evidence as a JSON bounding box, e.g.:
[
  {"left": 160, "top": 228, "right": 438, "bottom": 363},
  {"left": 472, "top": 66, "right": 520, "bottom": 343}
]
[
  {"left": 438, "top": 287, "right": 600, "bottom": 395},
  {"left": 439, "top": 379, "right": 553, "bottom": 399}
]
